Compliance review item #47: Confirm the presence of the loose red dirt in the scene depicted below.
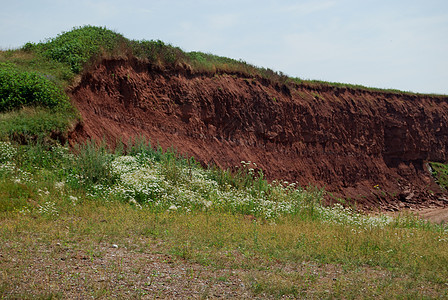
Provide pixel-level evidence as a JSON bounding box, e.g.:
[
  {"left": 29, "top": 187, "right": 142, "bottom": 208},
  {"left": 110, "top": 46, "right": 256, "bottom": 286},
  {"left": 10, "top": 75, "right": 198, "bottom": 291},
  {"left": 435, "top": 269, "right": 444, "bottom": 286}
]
[{"left": 69, "top": 57, "right": 448, "bottom": 211}]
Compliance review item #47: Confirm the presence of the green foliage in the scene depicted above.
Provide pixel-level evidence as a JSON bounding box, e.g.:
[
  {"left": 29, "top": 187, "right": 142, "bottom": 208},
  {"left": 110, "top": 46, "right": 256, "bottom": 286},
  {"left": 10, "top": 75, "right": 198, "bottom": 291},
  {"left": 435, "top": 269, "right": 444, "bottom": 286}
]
[
  {"left": 72, "top": 141, "right": 118, "bottom": 186},
  {"left": 186, "top": 51, "right": 290, "bottom": 83},
  {"left": 36, "top": 25, "right": 128, "bottom": 73},
  {"left": 0, "top": 181, "right": 33, "bottom": 212},
  {"left": 0, "top": 50, "right": 73, "bottom": 86},
  {"left": 430, "top": 162, "right": 448, "bottom": 190},
  {"left": 0, "top": 107, "right": 77, "bottom": 141},
  {"left": 187, "top": 51, "right": 252, "bottom": 74},
  {"left": 131, "top": 39, "right": 185, "bottom": 65},
  {"left": 0, "top": 62, "right": 70, "bottom": 112}
]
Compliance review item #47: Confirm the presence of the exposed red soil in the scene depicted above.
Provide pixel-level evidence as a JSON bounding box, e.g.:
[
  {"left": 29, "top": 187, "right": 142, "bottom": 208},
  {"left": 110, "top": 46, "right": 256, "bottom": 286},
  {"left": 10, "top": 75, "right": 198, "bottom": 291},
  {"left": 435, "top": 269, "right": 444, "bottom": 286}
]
[{"left": 69, "top": 57, "right": 448, "bottom": 210}]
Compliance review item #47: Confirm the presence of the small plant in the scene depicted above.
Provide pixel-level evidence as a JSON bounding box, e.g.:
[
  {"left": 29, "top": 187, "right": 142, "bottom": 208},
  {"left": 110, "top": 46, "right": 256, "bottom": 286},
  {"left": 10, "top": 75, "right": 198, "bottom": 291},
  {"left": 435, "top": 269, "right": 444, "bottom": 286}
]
[
  {"left": 38, "top": 200, "right": 59, "bottom": 218},
  {"left": 71, "top": 141, "right": 117, "bottom": 186},
  {"left": 429, "top": 162, "right": 448, "bottom": 190}
]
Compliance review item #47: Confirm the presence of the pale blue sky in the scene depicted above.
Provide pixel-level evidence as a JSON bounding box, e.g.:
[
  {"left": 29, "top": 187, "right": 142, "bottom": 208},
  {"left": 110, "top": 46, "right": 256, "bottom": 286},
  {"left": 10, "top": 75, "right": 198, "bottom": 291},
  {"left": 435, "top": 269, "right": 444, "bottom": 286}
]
[{"left": 1, "top": 0, "right": 447, "bottom": 94}]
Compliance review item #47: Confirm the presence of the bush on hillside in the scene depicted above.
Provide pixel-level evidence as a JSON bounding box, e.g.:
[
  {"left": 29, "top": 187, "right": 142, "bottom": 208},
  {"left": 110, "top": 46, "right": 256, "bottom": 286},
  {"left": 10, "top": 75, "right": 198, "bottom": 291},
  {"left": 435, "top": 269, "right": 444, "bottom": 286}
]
[
  {"left": 0, "top": 62, "right": 69, "bottom": 112},
  {"left": 37, "top": 25, "right": 128, "bottom": 73}
]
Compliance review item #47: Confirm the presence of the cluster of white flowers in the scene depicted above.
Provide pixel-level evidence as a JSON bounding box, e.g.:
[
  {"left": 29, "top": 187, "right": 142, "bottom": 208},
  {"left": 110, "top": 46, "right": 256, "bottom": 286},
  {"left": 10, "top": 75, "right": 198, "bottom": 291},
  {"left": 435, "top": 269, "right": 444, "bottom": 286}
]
[
  {"left": 110, "top": 155, "right": 141, "bottom": 175},
  {"left": 66, "top": 173, "right": 86, "bottom": 187},
  {"left": 38, "top": 188, "right": 50, "bottom": 197},
  {"left": 92, "top": 155, "right": 324, "bottom": 218},
  {"left": 0, "top": 161, "right": 16, "bottom": 174},
  {"left": 0, "top": 142, "right": 18, "bottom": 176},
  {"left": 10, "top": 168, "right": 37, "bottom": 184},
  {"left": 53, "top": 145, "right": 74, "bottom": 162},
  {"left": 69, "top": 195, "right": 78, "bottom": 206},
  {"left": 5, "top": 142, "right": 440, "bottom": 231},
  {"left": 315, "top": 203, "right": 395, "bottom": 228},
  {"left": 104, "top": 155, "right": 418, "bottom": 226},
  {"left": 0, "top": 141, "right": 16, "bottom": 163},
  {"left": 54, "top": 181, "right": 65, "bottom": 190}
]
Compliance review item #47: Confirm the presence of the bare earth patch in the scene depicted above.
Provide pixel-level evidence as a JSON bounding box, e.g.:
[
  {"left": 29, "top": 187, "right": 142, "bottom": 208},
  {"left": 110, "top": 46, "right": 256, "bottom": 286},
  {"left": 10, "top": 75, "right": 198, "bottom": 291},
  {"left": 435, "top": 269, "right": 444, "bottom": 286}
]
[
  {"left": 1, "top": 236, "right": 446, "bottom": 299},
  {"left": 1, "top": 240, "right": 251, "bottom": 299},
  {"left": 417, "top": 207, "right": 448, "bottom": 224}
]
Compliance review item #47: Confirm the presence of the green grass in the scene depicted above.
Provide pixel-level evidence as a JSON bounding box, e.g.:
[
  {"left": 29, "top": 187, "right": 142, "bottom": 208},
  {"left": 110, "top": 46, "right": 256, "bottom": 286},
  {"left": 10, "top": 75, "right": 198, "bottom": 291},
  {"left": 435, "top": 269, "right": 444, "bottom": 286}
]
[
  {"left": 0, "top": 49, "right": 73, "bottom": 87},
  {"left": 0, "top": 106, "right": 78, "bottom": 142},
  {"left": 0, "top": 140, "right": 447, "bottom": 297}
]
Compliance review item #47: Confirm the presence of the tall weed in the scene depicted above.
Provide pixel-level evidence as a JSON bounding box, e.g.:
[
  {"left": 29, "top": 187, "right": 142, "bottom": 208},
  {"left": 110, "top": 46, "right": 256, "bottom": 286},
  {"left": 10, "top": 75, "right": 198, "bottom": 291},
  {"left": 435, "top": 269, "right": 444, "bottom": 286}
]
[{"left": 72, "top": 141, "right": 117, "bottom": 186}]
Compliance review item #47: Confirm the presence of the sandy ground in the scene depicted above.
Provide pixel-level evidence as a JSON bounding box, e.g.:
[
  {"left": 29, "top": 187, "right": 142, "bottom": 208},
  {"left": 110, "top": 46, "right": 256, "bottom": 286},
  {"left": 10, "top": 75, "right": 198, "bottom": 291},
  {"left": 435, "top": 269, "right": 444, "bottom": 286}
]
[{"left": 417, "top": 207, "right": 448, "bottom": 224}]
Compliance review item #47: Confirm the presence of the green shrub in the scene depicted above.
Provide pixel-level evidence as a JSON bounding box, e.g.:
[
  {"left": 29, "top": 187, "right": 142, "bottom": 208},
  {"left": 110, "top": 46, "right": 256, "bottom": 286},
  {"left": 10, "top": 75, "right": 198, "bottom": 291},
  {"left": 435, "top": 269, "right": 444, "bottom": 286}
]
[
  {"left": 0, "top": 62, "right": 69, "bottom": 112},
  {"left": 72, "top": 141, "right": 118, "bottom": 186},
  {"left": 37, "top": 25, "right": 127, "bottom": 73}
]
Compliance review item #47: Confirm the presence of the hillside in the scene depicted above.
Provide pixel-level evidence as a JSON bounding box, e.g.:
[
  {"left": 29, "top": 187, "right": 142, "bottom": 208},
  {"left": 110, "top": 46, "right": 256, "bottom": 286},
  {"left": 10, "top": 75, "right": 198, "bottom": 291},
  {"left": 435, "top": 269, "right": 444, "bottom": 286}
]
[{"left": 2, "top": 25, "right": 448, "bottom": 299}]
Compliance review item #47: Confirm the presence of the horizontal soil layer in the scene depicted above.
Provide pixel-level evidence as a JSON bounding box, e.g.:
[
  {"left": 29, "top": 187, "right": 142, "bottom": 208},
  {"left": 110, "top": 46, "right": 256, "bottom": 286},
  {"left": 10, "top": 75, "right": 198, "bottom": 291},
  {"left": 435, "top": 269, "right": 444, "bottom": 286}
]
[{"left": 69, "top": 57, "right": 448, "bottom": 210}]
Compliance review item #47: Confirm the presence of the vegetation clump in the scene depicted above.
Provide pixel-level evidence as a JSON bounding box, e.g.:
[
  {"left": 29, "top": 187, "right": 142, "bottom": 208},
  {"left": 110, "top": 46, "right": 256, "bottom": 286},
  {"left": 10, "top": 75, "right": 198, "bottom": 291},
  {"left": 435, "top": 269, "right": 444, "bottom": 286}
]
[
  {"left": 0, "top": 62, "right": 70, "bottom": 112},
  {"left": 23, "top": 25, "right": 128, "bottom": 74},
  {"left": 430, "top": 162, "right": 448, "bottom": 190}
]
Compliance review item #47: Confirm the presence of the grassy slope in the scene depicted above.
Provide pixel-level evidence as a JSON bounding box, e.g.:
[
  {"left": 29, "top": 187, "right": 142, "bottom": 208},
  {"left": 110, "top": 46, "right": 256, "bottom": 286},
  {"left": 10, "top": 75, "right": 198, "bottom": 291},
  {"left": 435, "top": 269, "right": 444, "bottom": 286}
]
[
  {"left": 1, "top": 140, "right": 447, "bottom": 298},
  {"left": 1, "top": 25, "right": 448, "bottom": 298}
]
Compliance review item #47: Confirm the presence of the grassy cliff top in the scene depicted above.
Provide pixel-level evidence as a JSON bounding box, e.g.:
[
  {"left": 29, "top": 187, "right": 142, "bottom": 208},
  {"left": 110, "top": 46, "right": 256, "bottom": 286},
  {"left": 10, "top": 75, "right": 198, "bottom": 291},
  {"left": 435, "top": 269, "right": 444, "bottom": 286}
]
[
  {"left": 3, "top": 25, "right": 444, "bottom": 97},
  {"left": 0, "top": 25, "right": 445, "bottom": 142}
]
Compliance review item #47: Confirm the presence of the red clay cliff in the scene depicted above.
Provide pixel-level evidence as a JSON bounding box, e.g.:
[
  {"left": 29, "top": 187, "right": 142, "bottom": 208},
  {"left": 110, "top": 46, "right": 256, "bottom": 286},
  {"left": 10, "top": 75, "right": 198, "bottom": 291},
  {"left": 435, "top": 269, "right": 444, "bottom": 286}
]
[{"left": 69, "top": 57, "right": 448, "bottom": 210}]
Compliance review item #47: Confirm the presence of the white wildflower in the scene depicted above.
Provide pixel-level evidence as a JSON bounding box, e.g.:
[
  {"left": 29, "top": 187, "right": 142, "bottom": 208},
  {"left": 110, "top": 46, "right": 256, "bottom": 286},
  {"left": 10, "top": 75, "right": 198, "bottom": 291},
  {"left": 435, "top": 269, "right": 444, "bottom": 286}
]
[
  {"left": 0, "top": 141, "right": 16, "bottom": 163},
  {"left": 69, "top": 195, "right": 78, "bottom": 205},
  {"left": 54, "top": 181, "right": 65, "bottom": 189}
]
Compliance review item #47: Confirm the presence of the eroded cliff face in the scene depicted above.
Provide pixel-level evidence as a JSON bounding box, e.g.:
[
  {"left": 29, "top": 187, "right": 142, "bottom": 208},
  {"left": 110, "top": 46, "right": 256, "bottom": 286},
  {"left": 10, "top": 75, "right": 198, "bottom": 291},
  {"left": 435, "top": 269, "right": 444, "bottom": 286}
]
[{"left": 69, "top": 57, "right": 448, "bottom": 209}]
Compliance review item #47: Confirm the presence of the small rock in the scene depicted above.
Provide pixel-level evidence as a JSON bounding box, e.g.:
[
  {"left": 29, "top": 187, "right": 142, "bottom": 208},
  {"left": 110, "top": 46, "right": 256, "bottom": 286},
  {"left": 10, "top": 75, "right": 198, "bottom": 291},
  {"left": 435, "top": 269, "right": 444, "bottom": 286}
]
[{"left": 405, "top": 192, "right": 415, "bottom": 201}]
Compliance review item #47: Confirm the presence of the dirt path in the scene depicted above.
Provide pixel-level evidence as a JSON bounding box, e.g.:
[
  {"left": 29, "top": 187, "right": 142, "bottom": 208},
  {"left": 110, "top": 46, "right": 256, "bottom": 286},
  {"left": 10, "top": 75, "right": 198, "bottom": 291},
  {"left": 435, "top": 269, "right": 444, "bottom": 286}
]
[{"left": 417, "top": 207, "right": 448, "bottom": 224}]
